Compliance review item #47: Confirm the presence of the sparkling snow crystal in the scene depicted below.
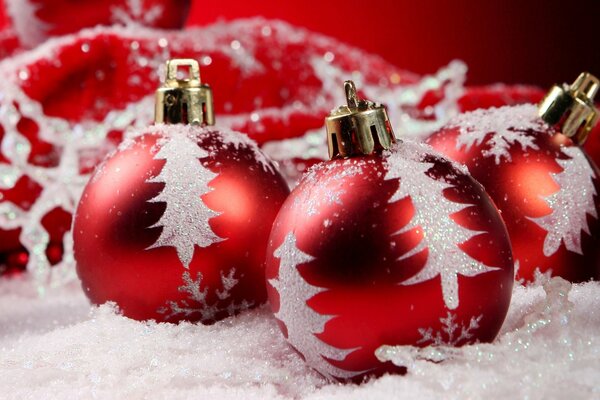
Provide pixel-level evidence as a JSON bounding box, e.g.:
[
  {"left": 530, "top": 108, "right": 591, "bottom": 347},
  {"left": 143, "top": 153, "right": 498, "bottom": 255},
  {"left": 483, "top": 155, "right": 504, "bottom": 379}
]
[{"left": 384, "top": 141, "right": 499, "bottom": 310}]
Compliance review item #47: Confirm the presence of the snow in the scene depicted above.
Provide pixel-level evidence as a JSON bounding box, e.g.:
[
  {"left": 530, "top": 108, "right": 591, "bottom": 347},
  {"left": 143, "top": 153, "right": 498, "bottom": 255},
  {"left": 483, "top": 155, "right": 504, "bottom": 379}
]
[
  {"left": 1, "top": 275, "right": 599, "bottom": 399},
  {"left": 147, "top": 130, "right": 222, "bottom": 268}
]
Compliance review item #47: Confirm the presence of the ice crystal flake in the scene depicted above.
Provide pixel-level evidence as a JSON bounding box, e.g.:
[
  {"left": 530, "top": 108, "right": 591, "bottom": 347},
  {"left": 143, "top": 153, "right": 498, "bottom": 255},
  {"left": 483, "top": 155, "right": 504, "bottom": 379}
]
[
  {"left": 451, "top": 104, "right": 547, "bottom": 164},
  {"left": 269, "top": 232, "right": 362, "bottom": 380},
  {"left": 147, "top": 130, "right": 222, "bottom": 268},
  {"left": 384, "top": 141, "right": 499, "bottom": 310},
  {"left": 417, "top": 312, "right": 482, "bottom": 347},
  {"left": 158, "top": 268, "right": 252, "bottom": 322},
  {"left": 530, "top": 146, "right": 599, "bottom": 256}
]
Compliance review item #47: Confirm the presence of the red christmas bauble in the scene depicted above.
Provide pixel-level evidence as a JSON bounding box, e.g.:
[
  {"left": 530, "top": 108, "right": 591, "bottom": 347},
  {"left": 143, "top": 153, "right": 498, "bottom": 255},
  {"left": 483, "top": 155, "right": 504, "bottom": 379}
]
[
  {"left": 266, "top": 140, "right": 514, "bottom": 381},
  {"left": 74, "top": 124, "right": 289, "bottom": 323},
  {"left": 426, "top": 104, "right": 600, "bottom": 282},
  {"left": 5, "top": 0, "right": 190, "bottom": 47}
]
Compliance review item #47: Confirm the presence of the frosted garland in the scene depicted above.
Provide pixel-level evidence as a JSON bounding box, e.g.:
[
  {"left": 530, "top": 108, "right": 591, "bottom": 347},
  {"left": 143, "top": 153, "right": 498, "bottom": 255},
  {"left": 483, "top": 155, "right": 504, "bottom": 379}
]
[
  {"left": 0, "top": 20, "right": 467, "bottom": 290},
  {"left": 366, "top": 60, "right": 467, "bottom": 140},
  {"left": 0, "top": 77, "right": 150, "bottom": 291},
  {"left": 4, "top": 0, "right": 47, "bottom": 47}
]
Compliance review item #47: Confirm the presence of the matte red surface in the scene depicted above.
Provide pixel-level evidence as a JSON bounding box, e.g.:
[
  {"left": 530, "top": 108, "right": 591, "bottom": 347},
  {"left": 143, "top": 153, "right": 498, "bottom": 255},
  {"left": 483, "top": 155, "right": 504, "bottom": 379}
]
[
  {"left": 266, "top": 149, "right": 514, "bottom": 380},
  {"left": 427, "top": 119, "right": 600, "bottom": 282},
  {"left": 74, "top": 126, "right": 289, "bottom": 322}
]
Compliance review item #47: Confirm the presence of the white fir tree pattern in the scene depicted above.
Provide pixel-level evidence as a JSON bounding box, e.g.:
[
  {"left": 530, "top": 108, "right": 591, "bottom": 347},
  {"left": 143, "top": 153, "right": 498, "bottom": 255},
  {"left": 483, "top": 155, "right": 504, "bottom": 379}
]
[
  {"left": 269, "top": 232, "right": 362, "bottom": 380},
  {"left": 450, "top": 104, "right": 546, "bottom": 164},
  {"left": 384, "top": 143, "right": 499, "bottom": 310},
  {"left": 146, "top": 133, "right": 222, "bottom": 268},
  {"left": 417, "top": 312, "right": 482, "bottom": 346},
  {"left": 530, "top": 146, "right": 598, "bottom": 257},
  {"left": 157, "top": 268, "right": 253, "bottom": 322}
]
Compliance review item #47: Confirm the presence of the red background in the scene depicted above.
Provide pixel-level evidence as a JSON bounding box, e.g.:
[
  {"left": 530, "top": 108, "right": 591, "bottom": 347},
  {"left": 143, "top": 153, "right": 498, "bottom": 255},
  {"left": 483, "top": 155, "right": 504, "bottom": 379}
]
[{"left": 186, "top": 0, "right": 600, "bottom": 87}]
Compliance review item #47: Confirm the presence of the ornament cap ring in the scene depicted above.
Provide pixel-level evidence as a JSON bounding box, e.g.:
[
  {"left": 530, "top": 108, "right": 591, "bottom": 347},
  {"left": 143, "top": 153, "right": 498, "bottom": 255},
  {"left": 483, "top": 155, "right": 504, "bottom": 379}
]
[
  {"left": 538, "top": 72, "right": 599, "bottom": 145},
  {"left": 155, "top": 58, "right": 215, "bottom": 126},
  {"left": 325, "top": 80, "right": 395, "bottom": 159}
]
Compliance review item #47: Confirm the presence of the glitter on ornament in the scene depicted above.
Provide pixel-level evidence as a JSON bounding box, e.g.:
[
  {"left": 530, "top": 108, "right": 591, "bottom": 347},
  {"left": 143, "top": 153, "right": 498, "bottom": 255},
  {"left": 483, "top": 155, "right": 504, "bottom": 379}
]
[
  {"left": 531, "top": 146, "right": 598, "bottom": 257},
  {"left": 269, "top": 232, "right": 362, "bottom": 381},
  {"left": 383, "top": 141, "right": 500, "bottom": 310},
  {"left": 147, "top": 132, "right": 223, "bottom": 268}
]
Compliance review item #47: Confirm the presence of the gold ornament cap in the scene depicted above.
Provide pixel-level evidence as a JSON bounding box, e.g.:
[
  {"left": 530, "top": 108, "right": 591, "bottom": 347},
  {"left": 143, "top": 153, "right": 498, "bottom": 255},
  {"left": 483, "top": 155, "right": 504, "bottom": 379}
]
[
  {"left": 326, "top": 81, "right": 395, "bottom": 159},
  {"left": 155, "top": 58, "right": 215, "bottom": 126},
  {"left": 538, "top": 72, "right": 599, "bottom": 144}
]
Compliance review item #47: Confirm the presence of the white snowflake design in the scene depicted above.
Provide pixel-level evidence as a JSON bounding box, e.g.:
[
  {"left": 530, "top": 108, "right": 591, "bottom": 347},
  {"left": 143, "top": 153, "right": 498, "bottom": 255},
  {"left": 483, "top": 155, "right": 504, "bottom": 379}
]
[
  {"left": 450, "top": 104, "right": 547, "bottom": 164},
  {"left": 111, "top": 0, "right": 163, "bottom": 26},
  {"left": 417, "top": 312, "right": 482, "bottom": 347},
  {"left": 146, "top": 132, "right": 222, "bottom": 268},
  {"left": 158, "top": 268, "right": 252, "bottom": 322},
  {"left": 269, "top": 232, "right": 363, "bottom": 380},
  {"left": 385, "top": 141, "right": 500, "bottom": 310},
  {"left": 530, "top": 146, "right": 598, "bottom": 257}
]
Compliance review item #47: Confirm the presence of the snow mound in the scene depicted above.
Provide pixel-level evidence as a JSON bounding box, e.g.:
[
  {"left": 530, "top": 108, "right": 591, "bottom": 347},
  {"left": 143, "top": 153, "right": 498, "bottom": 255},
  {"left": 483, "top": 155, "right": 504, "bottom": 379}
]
[{"left": 1, "top": 276, "right": 599, "bottom": 399}]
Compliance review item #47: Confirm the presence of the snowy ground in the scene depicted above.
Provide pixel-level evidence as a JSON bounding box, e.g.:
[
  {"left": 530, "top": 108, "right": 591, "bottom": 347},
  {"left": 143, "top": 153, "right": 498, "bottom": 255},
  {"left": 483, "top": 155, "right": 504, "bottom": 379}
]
[{"left": 1, "top": 276, "right": 599, "bottom": 399}]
